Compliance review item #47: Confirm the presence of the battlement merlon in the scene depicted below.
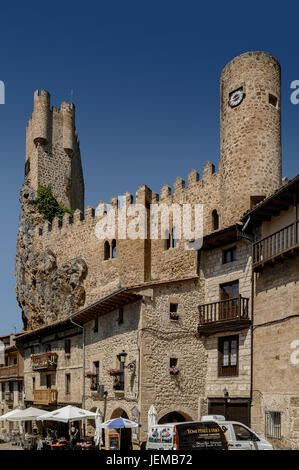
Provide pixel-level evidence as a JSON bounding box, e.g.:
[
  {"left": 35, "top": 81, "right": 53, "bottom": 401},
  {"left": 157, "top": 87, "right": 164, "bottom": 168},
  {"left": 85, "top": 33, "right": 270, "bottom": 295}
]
[
  {"left": 26, "top": 90, "right": 78, "bottom": 157},
  {"left": 35, "top": 162, "right": 221, "bottom": 241}
]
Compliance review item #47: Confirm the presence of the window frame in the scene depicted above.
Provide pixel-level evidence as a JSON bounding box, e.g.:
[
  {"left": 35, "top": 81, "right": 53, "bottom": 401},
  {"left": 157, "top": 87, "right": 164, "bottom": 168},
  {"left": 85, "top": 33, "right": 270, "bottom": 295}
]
[
  {"left": 222, "top": 246, "right": 237, "bottom": 264},
  {"left": 218, "top": 335, "right": 239, "bottom": 377},
  {"left": 265, "top": 411, "right": 282, "bottom": 439}
]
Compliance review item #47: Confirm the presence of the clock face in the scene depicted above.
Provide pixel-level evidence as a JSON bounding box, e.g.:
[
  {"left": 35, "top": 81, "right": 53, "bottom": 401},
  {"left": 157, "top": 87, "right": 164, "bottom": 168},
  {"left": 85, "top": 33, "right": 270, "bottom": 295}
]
[{"left": 229, "top": 88, "right": 244, "bottom": 107}]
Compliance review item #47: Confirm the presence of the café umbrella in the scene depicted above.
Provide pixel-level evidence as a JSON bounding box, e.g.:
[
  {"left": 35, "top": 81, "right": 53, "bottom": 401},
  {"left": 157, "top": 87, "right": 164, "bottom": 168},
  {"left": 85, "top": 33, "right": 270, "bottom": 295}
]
[
  {"left": 7, "top": 407, "right": 48, "bottom": 421},
  {"left": 36, "top": 405, "right": 96, "bottom": 423},
  {"left": 102, "top": 417, "right": 141, "bottom": 450},
  {"left": 0, "top": 408, "right": 23, "bottom": 421}
]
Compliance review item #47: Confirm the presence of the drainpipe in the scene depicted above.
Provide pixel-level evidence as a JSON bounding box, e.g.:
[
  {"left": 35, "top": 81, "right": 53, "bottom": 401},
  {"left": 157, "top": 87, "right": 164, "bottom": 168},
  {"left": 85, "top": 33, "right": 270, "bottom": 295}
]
[
  {"left": 70, "top": 316, "right": 86, "bottom": 434},
  {"left": 250, "top": 247, "right": 255, "bottom": 427}
]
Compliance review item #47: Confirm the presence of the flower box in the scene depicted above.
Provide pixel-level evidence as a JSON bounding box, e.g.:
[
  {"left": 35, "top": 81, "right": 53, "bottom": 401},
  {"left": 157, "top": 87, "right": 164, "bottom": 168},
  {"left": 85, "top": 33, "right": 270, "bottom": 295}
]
[
  {"left": 169, "top": 366, "right": 180, "bottom": 375},
  {"left": 107, "top": 368, "right": 121, "bottom": 376},
  {"left": 85, "top": 370, "right": 96, "bottom": 377},
  {"left": 169, "top": 312, "right": 179, "bottom": 321}
]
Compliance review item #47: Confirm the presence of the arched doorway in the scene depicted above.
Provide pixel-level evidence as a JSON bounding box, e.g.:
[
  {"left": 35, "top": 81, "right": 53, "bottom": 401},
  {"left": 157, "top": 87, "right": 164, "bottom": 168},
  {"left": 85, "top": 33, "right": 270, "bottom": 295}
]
[
  {"left": 110, "top": 408, "right": 132, "bottom": 450},
  {"left": 158, "top": 411, "right": 192, "bottom": 424}
]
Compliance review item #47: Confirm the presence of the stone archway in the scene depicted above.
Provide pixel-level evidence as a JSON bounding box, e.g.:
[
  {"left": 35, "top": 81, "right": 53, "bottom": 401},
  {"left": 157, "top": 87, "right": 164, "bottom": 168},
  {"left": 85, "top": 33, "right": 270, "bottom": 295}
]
[
  {"left": 158, "top": 410, "right": 193, "bottom": 424},
  {"left": 109, "top": 408, "right": 131, "bottom": 450}
]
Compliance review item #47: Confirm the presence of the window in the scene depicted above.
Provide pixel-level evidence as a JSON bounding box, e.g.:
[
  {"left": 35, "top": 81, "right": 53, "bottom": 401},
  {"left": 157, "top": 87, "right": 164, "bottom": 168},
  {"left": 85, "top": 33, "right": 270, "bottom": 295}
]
[
  {"left": 93, "top": 317, "right": 98, "bottom": 333},
  {"left": 265, "top": 411, "right": 282, "bottom": 439},
  {"left": 220, "top": 280, "right": 239, "bottom": 300},
  {"left": 104, "top": 241, "right": 110, "bottom": 260},
  {"left": 233, "top": 424, "right": 255, "bottom": 441},
  {"left": 169, "top": 303, "right": 179, "bottom": 320},
  {"left": 165, "top": 230, "right": 171, "bottom": 250},
  {"left": 172, "top": 227, "right": 177, "bottom": 248},
  {"left": 170, "top": 358, "right": 178, "bottom": 368},
  {"left": 118, "top": 308, "right": 124, "bottom": 325},
  {"left": 269, "top": 94, "right": 278, "bottom": 108},
  {"left": 115, "top": 354, "right": 125, "bottom": 391},
  {"left": 64, "top": 339, "right": 71, "bottom": 355},
  {"left": 212, "top": 210, "right": 219, "bottom": 231},
  {"left": 93, "top": 361, "right": 100, "bottom": 389},
  {"left": 32, "top": 377, "right": 36, "bottom": 391},
  {"left": 66, "top": 374, "right": 71, "bottom": 395},
  {"left": 112, "top": 239, "right": 117, "bottom": 258},
  {"left": 218, "top": 336, "right": 239, "bottom": 376},
  {"left": 165, "top": 228, "right": 177, "bottom": 250},
  {"left": 223, "top": 247, "right": 237, "bottom": 264}
]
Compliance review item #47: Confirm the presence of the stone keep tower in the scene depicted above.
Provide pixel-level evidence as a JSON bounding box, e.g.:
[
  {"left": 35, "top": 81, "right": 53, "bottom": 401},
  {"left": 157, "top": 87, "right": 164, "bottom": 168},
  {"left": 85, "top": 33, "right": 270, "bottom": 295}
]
[
  {"left": 25, "top": 90, "right": 84, "bottom": 212},
  {"left": 220, "top": 51, "right": 282, "bottom": 226}
]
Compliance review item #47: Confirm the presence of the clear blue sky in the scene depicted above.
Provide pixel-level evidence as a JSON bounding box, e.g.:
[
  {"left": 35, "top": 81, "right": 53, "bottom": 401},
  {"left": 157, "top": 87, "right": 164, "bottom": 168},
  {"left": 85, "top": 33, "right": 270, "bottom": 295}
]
[{"left": 0, "top": 1, "right": 298, "bottom": 335}]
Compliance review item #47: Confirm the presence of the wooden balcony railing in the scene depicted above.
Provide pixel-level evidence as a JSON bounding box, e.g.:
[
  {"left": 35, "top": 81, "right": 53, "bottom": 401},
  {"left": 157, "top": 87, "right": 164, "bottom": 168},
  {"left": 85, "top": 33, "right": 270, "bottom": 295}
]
[
  {"left": 0, "top": 364, "right": 19, "bottom": 378},
  {"left": 32, "top": 352, "right": 58, "bottom": 371},
  {"left": 198, "top": 296, "right": 250, "bottom": 334},
  {"left": 253, "top": 220, "right": 299, "bottom": 271},
  {"left": 33, "top": 389, "right": 58, "bottom": 405}
]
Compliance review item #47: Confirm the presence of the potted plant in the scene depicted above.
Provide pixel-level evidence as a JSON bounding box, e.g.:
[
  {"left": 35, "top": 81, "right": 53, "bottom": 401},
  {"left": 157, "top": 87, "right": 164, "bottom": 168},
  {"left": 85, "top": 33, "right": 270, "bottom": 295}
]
[
  {"left": 107, "top": 368, "right": 121, "bottom": 376},
  {"left": 85, "top": 370, "right": 95, "bottom": 377},
  {"left": 170, "top": 311, "right": 179, "bottom": 321},
  {"left": 169, "top": 366, "right": 180, "bottom": 375}
]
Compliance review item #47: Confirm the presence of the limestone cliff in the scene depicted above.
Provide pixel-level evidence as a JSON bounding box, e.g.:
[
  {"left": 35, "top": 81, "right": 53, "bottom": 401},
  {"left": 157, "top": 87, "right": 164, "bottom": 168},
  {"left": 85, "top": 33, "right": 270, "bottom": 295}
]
[{"left": 15, "top": 180, "right": 87, "bottom": 330}]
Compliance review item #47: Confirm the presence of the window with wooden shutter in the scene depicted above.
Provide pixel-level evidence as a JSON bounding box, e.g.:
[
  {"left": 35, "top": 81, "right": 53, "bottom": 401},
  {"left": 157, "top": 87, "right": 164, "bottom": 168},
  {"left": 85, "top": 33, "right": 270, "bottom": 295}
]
[{"left": 218, "top": 335, "right": 239, "bottom": 376}]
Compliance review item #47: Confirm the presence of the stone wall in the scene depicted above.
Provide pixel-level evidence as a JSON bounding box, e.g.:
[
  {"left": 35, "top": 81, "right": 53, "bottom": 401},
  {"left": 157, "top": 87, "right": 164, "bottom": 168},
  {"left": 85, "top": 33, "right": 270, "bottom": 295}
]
[
  {"left": 21, "top": 326, "right": 83, "bottom": 406},
  {"left": 252, "top": 254, "right": 299, "bottom": 449}
]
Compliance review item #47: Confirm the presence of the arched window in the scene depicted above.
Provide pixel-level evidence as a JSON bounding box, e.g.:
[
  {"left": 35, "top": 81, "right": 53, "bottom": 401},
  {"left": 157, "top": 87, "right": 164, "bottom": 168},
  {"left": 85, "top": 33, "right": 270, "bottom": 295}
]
[
  {"left": 172, "top": 227, "right": 177, "bottom": 248},
  {"left": 104, "top": 241, "right": 110, "bottom": 260},
  {"left": 165, "top": 229, "right": 171, "bottom": 250},
  {"left": 112, "top": 239, "right": 117, "bottom": 259},
  {"left": 212, "top": 210, "right": 219, "bottom": 231}
]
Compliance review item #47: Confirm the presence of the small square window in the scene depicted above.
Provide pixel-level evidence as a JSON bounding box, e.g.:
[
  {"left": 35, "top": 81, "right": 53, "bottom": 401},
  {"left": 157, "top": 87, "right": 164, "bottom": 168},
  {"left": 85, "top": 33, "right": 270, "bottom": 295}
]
[{"left": 223, "top": 247, "right": 237, "bottom": 264}]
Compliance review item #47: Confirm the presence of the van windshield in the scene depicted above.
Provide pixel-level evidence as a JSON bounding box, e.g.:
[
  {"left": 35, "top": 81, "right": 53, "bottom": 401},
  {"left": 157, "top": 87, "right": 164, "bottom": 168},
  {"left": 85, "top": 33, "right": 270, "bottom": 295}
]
[{"left": 176, "top": 422, "right": 228, "bottom": 450}]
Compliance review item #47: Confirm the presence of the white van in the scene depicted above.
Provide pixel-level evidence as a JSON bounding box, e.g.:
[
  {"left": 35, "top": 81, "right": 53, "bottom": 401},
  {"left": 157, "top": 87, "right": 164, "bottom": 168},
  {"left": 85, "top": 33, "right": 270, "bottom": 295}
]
[
  {"left": 201, "top": 415, "right": 273, "bottom": 450},
  {"left": 146, "top": 421, "right": 229, "bottom": 450}
]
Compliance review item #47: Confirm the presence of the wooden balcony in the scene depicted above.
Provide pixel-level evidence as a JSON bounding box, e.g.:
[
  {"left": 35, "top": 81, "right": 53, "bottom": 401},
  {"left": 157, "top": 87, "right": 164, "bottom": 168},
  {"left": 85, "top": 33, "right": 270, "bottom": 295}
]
[
  {"left": 32, "top": 352, "right": 58, "bottom": 371},
  {"left": 253, "top": 220, "right": 299, "bottom": 272},
  {"left": 4, "top": 391, "right": 14, "bottom": 402},
  {"left": 0, "top": 364, "right": 19, "bottom": 378},
  {"left": 33, "top": 389, "right": 58, "bottom": 405},
  {"left": 198, "top": 296, "right": 251, "bottom": 335}
]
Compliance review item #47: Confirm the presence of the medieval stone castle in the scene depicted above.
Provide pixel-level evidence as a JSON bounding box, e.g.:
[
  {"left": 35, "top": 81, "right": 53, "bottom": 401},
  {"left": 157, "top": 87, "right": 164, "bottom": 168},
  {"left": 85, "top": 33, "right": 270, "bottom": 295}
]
[{"left": 1, "top": 51, "right": 298, "bottom": 449}]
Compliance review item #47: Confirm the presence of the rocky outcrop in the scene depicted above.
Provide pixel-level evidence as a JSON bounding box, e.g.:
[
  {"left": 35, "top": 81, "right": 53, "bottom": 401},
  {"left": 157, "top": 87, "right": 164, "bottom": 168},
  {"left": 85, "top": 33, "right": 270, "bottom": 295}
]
[{"left": 15, "top": 180, "right": 87, "bottom": 330}]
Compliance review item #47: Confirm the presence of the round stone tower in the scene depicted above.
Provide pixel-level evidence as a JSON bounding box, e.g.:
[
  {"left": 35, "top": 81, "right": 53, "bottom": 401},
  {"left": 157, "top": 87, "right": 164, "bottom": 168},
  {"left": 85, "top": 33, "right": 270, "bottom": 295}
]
[{"left": 220, "top": 51, "right": 282, "bottom": 226}]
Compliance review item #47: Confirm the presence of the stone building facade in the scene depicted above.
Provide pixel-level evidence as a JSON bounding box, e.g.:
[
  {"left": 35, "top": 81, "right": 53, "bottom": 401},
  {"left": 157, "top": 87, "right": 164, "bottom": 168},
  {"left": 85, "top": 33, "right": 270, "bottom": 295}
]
[
  {"left": 0, "top": 334, "right": 24, "bottom": 438},
  {"left": 242, "top": 175, "right": 299, "bottom": 449},
  {"left": 12, "top": 50, "right": 299, "bottom": 448},
  {"left": 15, "top": 320, "right": 83, "bottom": 412}
]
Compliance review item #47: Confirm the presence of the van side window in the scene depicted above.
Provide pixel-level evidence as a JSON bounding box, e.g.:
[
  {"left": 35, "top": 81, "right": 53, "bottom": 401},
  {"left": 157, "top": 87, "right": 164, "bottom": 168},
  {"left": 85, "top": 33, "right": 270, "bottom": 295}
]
[{"left": 233, "top": 424, "right": 255, "bottom": 441}]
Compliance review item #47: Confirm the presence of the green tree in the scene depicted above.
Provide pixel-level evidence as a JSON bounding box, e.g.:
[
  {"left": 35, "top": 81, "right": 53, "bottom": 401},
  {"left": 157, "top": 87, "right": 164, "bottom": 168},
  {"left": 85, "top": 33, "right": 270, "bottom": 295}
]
[{"left": 36, "top": 186, "right": 74, "bottom": 223}]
